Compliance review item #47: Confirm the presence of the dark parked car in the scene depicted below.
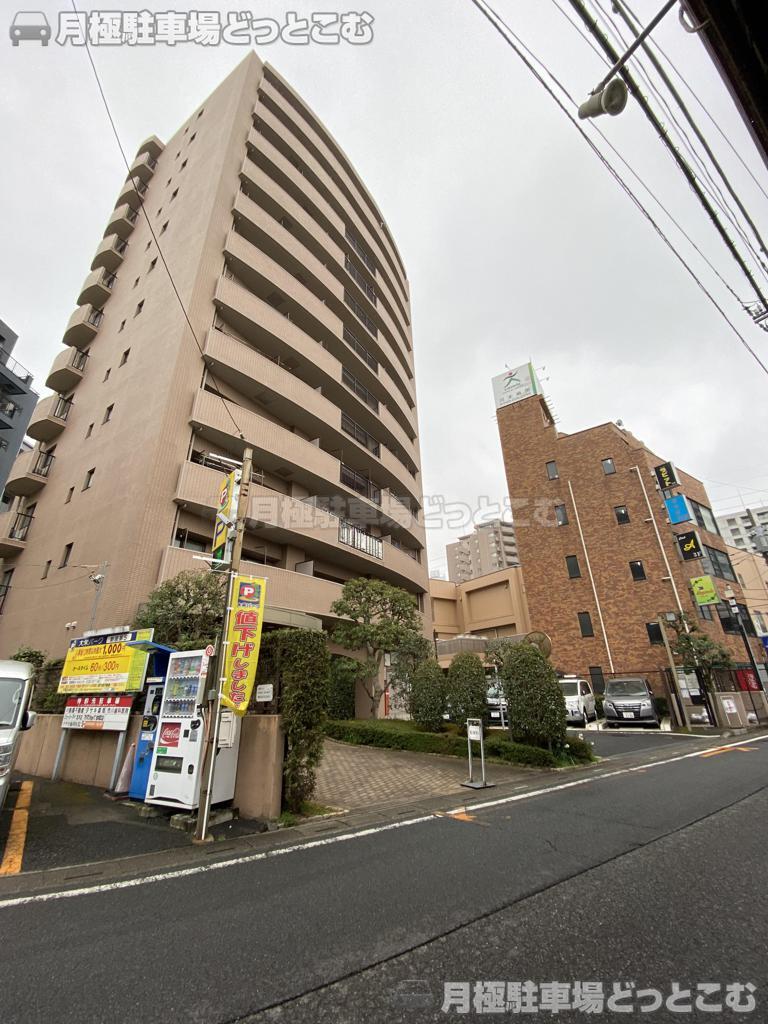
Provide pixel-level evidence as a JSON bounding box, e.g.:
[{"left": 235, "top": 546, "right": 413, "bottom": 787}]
[{"left": 603, "top": 677, "right": 660, "bottom": 728}]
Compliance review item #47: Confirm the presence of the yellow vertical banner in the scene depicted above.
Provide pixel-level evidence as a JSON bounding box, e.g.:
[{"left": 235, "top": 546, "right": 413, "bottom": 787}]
[
  {"left": 212, "top": 471, "right": 237, "bottom": 562},
  {"left": 220, "top": 575, "right": 267, "bottom": 715}
]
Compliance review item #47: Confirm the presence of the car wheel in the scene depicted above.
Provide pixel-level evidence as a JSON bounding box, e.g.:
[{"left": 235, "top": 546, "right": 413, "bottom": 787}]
[
  {"left": 42, "top": 39, "right": 49, "bottom": 46},
  {"left": 12, "top": 39, "right": 19, "bottom": 46}
]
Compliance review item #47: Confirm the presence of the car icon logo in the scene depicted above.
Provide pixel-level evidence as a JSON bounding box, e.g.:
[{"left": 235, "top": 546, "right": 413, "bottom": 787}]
[{"left": 10, "top": 10, "right": 51, "bottom": 45}]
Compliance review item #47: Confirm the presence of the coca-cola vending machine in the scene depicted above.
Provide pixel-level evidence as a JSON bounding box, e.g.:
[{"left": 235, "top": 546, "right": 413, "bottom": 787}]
[{"left": 146, "top": 649, "right": 240, "bottom": 809}]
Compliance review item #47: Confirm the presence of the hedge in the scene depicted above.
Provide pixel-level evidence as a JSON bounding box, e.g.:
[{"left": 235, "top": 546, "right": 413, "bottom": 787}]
[{"left": 324, "top": 720, "right": 594, "bottom": 768}]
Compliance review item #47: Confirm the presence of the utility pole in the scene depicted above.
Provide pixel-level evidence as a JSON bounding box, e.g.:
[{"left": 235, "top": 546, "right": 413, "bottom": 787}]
[
  {"left": 88, "top": 561, "right": 109, "bottom": 631},
  {"left": 724, "top": 586, "right": 764, "bottom": 725},
  {"left": 194, "top": 446, "right": 253, "bottom": 843}
]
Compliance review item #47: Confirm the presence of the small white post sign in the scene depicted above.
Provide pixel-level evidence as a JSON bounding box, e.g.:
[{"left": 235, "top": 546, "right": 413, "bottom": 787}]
[
  {"left": 461, "top": 718, "right": 494, "bottom": 791},
  {"left": 255, "top": 684, "right": 274, "bottom": 703}
]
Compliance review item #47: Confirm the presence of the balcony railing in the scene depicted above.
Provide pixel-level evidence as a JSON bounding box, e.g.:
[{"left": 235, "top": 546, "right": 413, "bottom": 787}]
[
  {"left": 53, "top": 396, "right": 73, "bottom": 421},
  {"left": 32, "top": 451, "right": 55, "bottom": 478},
  {"left": 342, "top": 326, "right": 378, "bottom": 373},
  {"left": 345, "top": 226, "right": 377, "bottom": 275},
  {"left": 345, "top": 256, "right": 378, "bottom": 306},
  {"left": 71, "top": 349, "right": 89, "bottom": 372},
  {"left": 0, "top": 397, "right": 19, "bottom": 420},
  {"left": 87, "top": 308, "right": 104, "bottom": 328},
  {"left": 344, "top": 290, "right": 378, "bottom": 338},
  {"left": 342, "top": 366, "right": 379, "bottom": 414},
  {"left": 0, "top": 583, "right": 10, "bottom": 614},
  {"left": 341, "top": 464, "right": 381, "bottom": 506},
  {"left": 0, "top": 349, "right": 33, "bottom": 386},
  {"left": 341, "top": 412, "right": 380, "bottom": 458},
  {"left": 339, "top": 520, "right": 383, "bottom": 559},
  {"left": 8, "top": 511, "right": 34, "bottom": 542}
]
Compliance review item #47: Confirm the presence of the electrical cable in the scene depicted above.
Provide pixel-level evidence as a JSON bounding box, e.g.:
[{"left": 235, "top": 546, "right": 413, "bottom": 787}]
[
  {"left": 564, "top": 0, "right": 768, "bottom": 309},
  {"left": 70, "top": 0, "right": 246, "bottom": 442},
  {"left": 467, "top": 0, "right": 768, "bottom": 375}
]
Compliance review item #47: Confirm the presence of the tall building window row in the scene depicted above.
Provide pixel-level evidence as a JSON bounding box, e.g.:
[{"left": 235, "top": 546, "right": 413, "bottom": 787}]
[
  {"left": 341, "top": 412, "right": 380, "bottom": 458},
  {"left": 344, "top": 255, "right": 377, "bottom": 305},
  {"left": 342, "top": 326, "right": 378, "bottom": 373},
  {"left": 341, "top": 366, "right": 379, "bottom": 414},
  {"left": 578, "top": 611, "right": 594, "bottom": 638},
  {"left": 344, "top": 290, "right": 377, "bottom": 338}
]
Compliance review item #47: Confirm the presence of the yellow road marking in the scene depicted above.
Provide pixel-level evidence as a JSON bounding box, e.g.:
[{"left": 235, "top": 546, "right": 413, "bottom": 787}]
[
  {"left": 449, "top": 812, "right": 477, "bottom": 822},
  {"left": 701, "top": 745, "right": 758, "bottom": 759},
  {"left": 0, "top": 781, "right": 33, "bottom": 876}
]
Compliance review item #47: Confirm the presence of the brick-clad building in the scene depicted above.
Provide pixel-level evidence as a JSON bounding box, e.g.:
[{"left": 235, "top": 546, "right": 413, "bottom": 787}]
[{"left": 496, "top": 393, "right": 764, "bottom": 690}]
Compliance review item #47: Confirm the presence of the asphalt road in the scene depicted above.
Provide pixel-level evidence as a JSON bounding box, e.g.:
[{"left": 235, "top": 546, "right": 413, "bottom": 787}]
[{"left": 0, "top": 735, "right": 766, "bottom": 1024}]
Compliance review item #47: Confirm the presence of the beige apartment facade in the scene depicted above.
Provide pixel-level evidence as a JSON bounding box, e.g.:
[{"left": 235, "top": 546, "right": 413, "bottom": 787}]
[
  {"left": 730, "top": 545, "right": 768, "bottom": 642},
  {"left": 0, "top": 54, "right": 430, "bottom": 657},
  {"left": 446, "top": 519, "right": 519, "bottom": 583}
]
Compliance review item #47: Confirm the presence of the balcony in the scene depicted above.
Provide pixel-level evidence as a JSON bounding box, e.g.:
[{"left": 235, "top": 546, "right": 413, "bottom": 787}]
[
  {"left": 117, "top": 176, "right": 148, "bottom": 209},
  {"left": 77, "top": 268, "right": 117, "bottom": 308},
  {"left": 62, "top": 305, "right": 103, "bottom": 347},
  {"left": 136, "top": 135, "right": 164, "bottom": 160},
  {"left": 339, "top": 520, "right": 383, "bottom": 559},
  {"left": 4, "top": 448, "right": 54, "bottom": 497},
  {"left": 91, "top": 234, "right": 128, "bottom": 273},
  {"left": 0, "top": 509, "right": 34, "bottom": 558},
  {"left": 105, "top": 203, "right": 139, "bottom": 239},
  {"left": 45, "top": 347, "right": 88, "bottom": 393},
  {"left": 126, "top": 151, "right": 158, "bottom": 184},
  {"left": 27, "top": 394, "right": 72, "bottom": 442},
  {"left": 0, "top": 349, "right": 33, "bottom": 393}
]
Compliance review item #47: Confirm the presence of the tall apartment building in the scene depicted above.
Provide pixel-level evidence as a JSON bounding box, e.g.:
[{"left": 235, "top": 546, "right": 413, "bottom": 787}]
[
  {"left": 446, "top": 519, "right": 519, "bottom": 583},
  {"left": 0, "top": 319, "right": 37, "bottom": 509},
  {"left": 0, "top": 54, "right": 429, "bottom": 656},
  {"left": 716, "top": 505, "right": 768, "bottom": 554},
  {"left": 495, "top": 391, "right": 764, "bottom": 689}
]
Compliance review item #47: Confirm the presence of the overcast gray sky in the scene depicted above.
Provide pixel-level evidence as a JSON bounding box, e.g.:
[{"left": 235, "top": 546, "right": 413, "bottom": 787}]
[{"left": 2, "top": 0, "right": 766, "bottom": 577}]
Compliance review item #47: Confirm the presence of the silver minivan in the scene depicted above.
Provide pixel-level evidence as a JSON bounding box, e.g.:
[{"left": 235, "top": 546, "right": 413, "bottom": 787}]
[
  {"left": 0, "top": 661, "right": 37, "bottom": 812},
  {"left": 603, "top": 676, "right": 660, "bottom": 728}
]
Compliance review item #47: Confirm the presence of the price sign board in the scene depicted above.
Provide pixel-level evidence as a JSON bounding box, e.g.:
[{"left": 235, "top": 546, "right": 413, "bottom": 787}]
[
  {"left": 62, "top": 695, "right": 134, "bottom": 731},
  {"left": 58, "top": 628, "right": 154, "bottom": 694}
]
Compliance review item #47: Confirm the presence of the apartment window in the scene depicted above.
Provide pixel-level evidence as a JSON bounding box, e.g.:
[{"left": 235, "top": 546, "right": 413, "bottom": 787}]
[
  {"left": 160, "top": 221, "right": 168, "bottom": 234},
  {"left": 555, "top": 503, "right": 569, "bottom": 527},
  {"left": 120, "top": 349, "right": 130, "bottom": 366},
  {"left": 689, "top": 499, "right": 721, "bottom": 536},
  {"left": 701, "top": 544, "right": 736, "bottom": 582},
  {"left": 189, "top": 132, "right": 196, "bottom": 142},
  {"left": 629, "top": 559, "right": 647, "bottom": 581},
  {"left": 59, "top": 542, "right": 73, "bottom": 568},
  {"left": 65, "top": 486, "right": 74, "bottom": 504},
  {"left": 197, "top": 108, "right": 204, "bottom": 118},
  {"left": 83, "top": 468, "right": 95, "bottom": 490},
  {"left": 697, "top": 603, "right": 713, "bottom": 621},
  {"left": 103, "top": 404, "right": 114, "bottom": 423},
  {"left": 180, "top": 159, "right": 188, "bottom": 170},
  {"left": 601, "top": 458, "right": 616, "bottom": 475},
  {"left": 614, "top": 505, "right": 630, "bottom": 525},
  {"left": 166, "top": 178, "right": 172, "bottom": 187},
  {"left": 134, "top": 300, "right": 144, "bottom": 317},
  {"left": 133, "top": 277, "right": 140, "bottom": 289},
  {"left": 173, "top": 528, "right": 207, "bottom": 552},
  {"left": 342, "top": 366, "right": 379, "bottom": 414},
  {"left": 145, "top": 240, "right": 152, "bottom": 251},
  {"left": 148, "top": 258, "right": 157, "bottom": 272},
  {"left": 578, "top": 611, "right": 594, "bottom": 638},
  {"left": 344, "top": 290, "right": 377, "bottom": 337},
  {"left": 342, "top": 325, "right": 378, "bottom": 372},
  {"left": 85, "top": 423, "right": 93, "bottom": 439},
  {"left": 588, "top": 666, "right": 605, "bottom": 694},
  {"left": 755, "top": 611, "right": 767, "bottom": 633},
  {"left": 0, "top": 568, "right": 13, "bottom": 614},
  {"left": 118, "top": 319, "right": 126, "bottom": 333},
  {"left": 546, "top": 460, "right": 559, "bottom": 480},
  {"left": 103, "top": 368, "right": 111, "bottom": 382},
  {"left": 341, "top": 412, "right": 380, "bottom": 457},
  {"left": 566, "top": 554, "right": 581, "bottom": 579},
  {"left": 646, "top": 622, "right": 663, "bottom": 645},
  {"left": 170, "top": 188, "right": 178, "bottom": 202},
  {"left": 41, "top": 560, "right": 52, "bottom": 580}
]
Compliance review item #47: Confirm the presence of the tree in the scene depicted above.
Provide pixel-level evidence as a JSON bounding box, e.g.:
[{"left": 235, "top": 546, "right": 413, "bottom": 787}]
[
  {"left": 499, "top": 643, "right": 566, "bottom": 751},
  {"left": 330, "top": 578, "right": 424, "bottom": 718},
  {"left": 446, "top": 652, "right": 488, "bottom": 733},
  {"left": 408, "top": 659, "right": 447, "bottom": 732},
  {"left": 670, "top": 615, "right": 734, "bottom": 690},
  {"left": 327, "top": 655, "right": 359, "bottom": 720},
  {"left": 387, "top": 632, "right": 432, "bottom": 714},
  {"left": 485, "top": 636, "right": 525, "bottom": 670},
  {"left": 10, "top": 646, "right": 47, "bottom": 670},
  {"left": 134, "top": 570, "right": 226, "bottom": 650}
]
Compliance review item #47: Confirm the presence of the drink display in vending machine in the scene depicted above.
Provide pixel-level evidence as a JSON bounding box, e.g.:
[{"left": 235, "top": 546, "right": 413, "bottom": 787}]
[{"left": 146, "top": 649, "right": 241, "bottom": 809}]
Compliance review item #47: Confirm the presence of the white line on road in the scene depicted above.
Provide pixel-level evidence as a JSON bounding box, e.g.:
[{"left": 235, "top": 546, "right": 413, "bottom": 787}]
[{"left": 1, "top": 734, "right": 765, "bottom": 910}]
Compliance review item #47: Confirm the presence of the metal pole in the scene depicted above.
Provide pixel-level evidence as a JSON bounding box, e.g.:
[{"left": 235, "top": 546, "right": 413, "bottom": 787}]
[
  {"left": 567, "top": 481, "right": 615, "bottom": 672},
  {"left": 590, "top": 0, "right": 676, "bottom": 95},
  {"left": 631, "top": 468, "right": 689, "bottom": 628},
  {"left": 88, "top": 561, "right": 109, "bottom": 631},
  {"left": 726, "top": 592, "right": 763, "bottom": 723},
  {"left": 466, "top": 731, "right": 474, "bottom": 784},
  {"left": 195, "top": 447, "right": 253, "bottom": 843},
  {"left": 479, "top": 731, "right": 487, "bottom": 786},
  {"left": 657, "top": 616, "right": 689, "bottom": 729}
]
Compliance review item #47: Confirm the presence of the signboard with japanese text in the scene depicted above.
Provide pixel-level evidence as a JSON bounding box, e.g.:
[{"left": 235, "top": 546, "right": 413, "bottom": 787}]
[
  {"left": 212, "top": 470, "right": 237, "bottom": 562},
  {"left": 676, "top": 531, "right": 703, "bottom": 561},
  {"left": 62, "top": 695, "right": 134, "bottom": 731},
  {"left": 220, "top": 575, "right": 267, "bottom": 716},
  {"left": 690, "top": 575, "right": 719, "bottom": 606},
  {"left": 664, "top": 494, "right": 692, "bottom": 525},
  {"left": 58, "top": 628, "right": 154, "bottom": 694},
  {"left": 654, "top": 462, "right": 678, "bottom": 490},
  {"left": 492, "top": 363, "right": 540, "bottom": 410}
]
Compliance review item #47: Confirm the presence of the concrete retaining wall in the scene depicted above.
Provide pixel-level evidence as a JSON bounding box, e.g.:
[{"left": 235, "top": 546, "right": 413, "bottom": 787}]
[{"left": 15, "top": 714, "right": 284, "bottom": 820}]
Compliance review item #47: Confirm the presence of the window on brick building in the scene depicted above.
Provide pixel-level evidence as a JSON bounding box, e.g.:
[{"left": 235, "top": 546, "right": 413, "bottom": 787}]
[
  {"left": 602, "top": 458, "right": 616, "bottom": 475},
  {"left": 629, "top": 559, "right": 646, "bottom": 581},
  {"left": 646, "top": 622, "right": 663, "bottom": 645},
  {"left": 614, "top": 505, "right": 630, "bottom": 525},
  {"left": 555, "top": 503, "right": 569, "bottom": 527},
  {"left": 546, "top": 460, "right": 559, "bottom": 480},
  {"left": 578, "top": 611, "right": 594, "bottom": 637},
  {"left": 566, "top": 555, "right": 581, "bottom": 578}
]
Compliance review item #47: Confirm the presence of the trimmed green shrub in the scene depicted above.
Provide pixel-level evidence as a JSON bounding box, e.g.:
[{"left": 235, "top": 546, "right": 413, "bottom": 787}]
[
  {"left": 10, "top": 646, "right": 47, "bottom": 670},
  {"left": 327, "top": 655, "right": 359, "bottom": 720},
  {"left": 446, "top": 652, "right": 488, "bottom": 732},
  {"left": 409, "top": 659, "right": 447, "bottom": 732},
  {"left": 499, "top": 643, "right": 567, "bottom": 751},
  {"left": 562, "top": 735, "right": 594, "bottom": 762}
]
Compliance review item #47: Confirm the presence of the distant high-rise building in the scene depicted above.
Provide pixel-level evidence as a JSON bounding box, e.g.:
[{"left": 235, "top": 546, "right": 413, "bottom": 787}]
[
  {"left": 446, "top": 519, "right": 519, "bottom": 582},
  {"left": 0, "top": 319, "right": 37, "bottom": 512},
  {"left": 0, "top": 54, "right": 429, "bottom": 653},
  {"left": 716, "top": 506, "right": 768, "bottom": 554}
]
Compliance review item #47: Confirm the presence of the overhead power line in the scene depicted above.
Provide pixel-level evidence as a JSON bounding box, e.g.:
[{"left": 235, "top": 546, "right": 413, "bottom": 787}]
[
  {"left": 70, "top": 1, "right": 246, "bottom": 442},
  {"left": 565, "top": 0, "right": 768, "bottom": 310},
  {"left": 467, "top": 0, "right": 768, "bottom": 376}
]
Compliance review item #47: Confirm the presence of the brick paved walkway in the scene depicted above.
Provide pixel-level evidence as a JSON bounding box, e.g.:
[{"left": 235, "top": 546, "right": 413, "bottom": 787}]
[{"left": 315, "top": 739, "right": 532, "bottom": 811}]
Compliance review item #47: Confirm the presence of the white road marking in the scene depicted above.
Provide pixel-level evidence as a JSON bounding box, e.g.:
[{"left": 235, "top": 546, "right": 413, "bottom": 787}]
[{"left": 1, "top": 734, "right": 765, "bottom": 910}]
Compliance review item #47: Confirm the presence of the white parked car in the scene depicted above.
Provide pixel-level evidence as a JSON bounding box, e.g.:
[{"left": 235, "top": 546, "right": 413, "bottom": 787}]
[
  {"left": 0, "top": 661, "right": 37, "bottom": 812},
  {"left": 559, "top": 676, "right": 596, "bottom": 727}
]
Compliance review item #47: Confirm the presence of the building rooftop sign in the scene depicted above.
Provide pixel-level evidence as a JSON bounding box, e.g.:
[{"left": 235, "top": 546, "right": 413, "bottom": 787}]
[{"left": 492, "top": 363, "right": 540, "bottom": 410}]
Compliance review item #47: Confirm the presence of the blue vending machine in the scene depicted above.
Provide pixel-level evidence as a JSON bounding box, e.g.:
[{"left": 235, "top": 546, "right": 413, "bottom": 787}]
[{"left": 126, "top": 642, "right": 176, "bottom": 801}]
